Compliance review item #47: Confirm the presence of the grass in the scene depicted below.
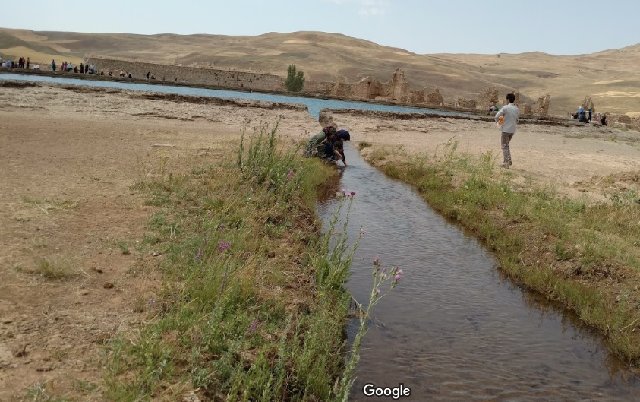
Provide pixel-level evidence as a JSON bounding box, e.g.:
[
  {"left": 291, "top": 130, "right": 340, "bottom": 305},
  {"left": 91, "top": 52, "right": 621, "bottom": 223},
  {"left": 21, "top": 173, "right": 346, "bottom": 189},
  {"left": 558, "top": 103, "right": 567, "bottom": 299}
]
[
  {"left": 365, "top": 143, "right": 640, "bottom": 365},
  {"left": 24, "top": 381, "right": 70, "bottom": 402},
  {"left": 117, "top": 240, "right": 131, "bottom": 255},
  {"left": 106, "top": 122, "right": 358, "bottom": 400},
  {"left": 33, "top": 257, "right": 77, "bottom": 280}
]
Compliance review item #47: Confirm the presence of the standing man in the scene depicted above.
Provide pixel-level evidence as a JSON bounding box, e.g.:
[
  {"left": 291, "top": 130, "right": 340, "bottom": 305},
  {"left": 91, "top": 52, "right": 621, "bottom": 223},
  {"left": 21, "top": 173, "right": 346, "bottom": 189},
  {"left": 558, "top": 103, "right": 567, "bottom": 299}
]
[{"left": 494, "top": 93, "right": 519, "bottom": 168}]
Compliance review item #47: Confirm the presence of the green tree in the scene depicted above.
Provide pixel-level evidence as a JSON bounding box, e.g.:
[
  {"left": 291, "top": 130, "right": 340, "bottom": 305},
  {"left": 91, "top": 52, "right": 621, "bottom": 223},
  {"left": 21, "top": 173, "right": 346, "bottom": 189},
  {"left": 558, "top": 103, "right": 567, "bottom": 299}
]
[{"left": 284, "top": 64, "right": 305, "bottom": 92}]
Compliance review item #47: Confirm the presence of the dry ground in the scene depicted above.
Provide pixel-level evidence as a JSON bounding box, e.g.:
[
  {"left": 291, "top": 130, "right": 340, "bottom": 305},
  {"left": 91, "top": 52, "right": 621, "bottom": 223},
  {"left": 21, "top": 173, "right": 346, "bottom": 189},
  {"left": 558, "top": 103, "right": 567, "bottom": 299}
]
[{"left": 0, "top": 84, "right": 639, "bottom": 399}]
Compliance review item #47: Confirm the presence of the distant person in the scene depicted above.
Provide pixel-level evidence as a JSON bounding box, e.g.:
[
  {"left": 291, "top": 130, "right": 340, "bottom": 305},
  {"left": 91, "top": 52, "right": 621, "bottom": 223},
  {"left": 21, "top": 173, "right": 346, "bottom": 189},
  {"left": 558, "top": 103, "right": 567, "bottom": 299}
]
[
  {"left": 146, "top": 71, "right": 150, "bottom": 79},
  {"left": 588, "top": 108, "right": 592, "bottom": 122},
  {"left": 74, "top": 66, "right": 78, "bottom": 73},
  {"left": 601, "top": 114, "right": 608, "bottom": 126},
  {"left": 577, "top": 106, "right": 587, "bottom": 123},
  {"left": 26, "top": 57, "right": 30, "bottom": 69},
  {"left": 80, "top": 63, "right": 85, "bottom": 74},
  {"left": 128, "top": 73, "right": 132, "bottom": 79},
  {"left": 51, "top": 59, "right": 56, "bottom": 72},
  {"left": 494, "top": 93, "right": 520, "bottom": 168}
]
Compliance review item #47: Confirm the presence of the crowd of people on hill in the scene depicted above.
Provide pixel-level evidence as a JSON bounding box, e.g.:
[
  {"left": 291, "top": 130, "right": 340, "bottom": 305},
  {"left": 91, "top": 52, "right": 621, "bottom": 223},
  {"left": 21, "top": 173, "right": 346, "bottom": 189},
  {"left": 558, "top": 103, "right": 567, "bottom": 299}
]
[
  {"left": 50, "top": 59, "right": 95, "bottom": 74},
  {"left": 0, "top": 56, "right": 36, "bottom": 69}
]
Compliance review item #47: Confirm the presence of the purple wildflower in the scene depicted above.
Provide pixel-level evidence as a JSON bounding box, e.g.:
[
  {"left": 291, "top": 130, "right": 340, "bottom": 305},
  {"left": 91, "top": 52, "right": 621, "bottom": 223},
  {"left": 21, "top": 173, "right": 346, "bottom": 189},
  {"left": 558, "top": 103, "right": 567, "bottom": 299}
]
[
  {"left": 218, "top": 240, "right": 231, "bottom": 253},
  {"left": 247, "top": 319, "right": 259, "bottom": 334}
]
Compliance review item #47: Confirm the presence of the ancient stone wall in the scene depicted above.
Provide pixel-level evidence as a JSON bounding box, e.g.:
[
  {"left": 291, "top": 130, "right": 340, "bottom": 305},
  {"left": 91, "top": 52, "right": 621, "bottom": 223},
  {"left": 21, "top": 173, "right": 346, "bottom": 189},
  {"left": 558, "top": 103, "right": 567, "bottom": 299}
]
[
  {"left": 456, "top": 97, "right": 477, "bottom": 109},
  {"left": 582, "top": 96, "right": 595, "bottom": 111},
  {"left": 409, "top": 90, "right": 425, "bottom": 104},
  {"left": 426, "top": 89, "right": 444, "bottom": 106},
  {"left": 477, "top": 87, "right": 499, "bottom": 109},
  {"left": 389, "top": 68, "right": 410, "bottom": 102},
  {"left": 534, "top": 94, "right": 551, "bottom": 116},
  {"left": 86, "top": 57, "right": 284, "bottom": 92}
]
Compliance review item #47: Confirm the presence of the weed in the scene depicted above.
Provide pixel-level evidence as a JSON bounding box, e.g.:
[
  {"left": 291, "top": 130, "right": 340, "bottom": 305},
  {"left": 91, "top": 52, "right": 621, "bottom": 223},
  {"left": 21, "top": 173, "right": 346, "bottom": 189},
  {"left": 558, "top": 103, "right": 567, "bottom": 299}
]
[
  {"left": 106, "top": 123, "right": 356, "bottom": 400},
  {"left": 34, "top": 257, "right": 77, "bottom": 280},
  {"left": 117, "top": 241, "right": 131, "bottom": 255}
]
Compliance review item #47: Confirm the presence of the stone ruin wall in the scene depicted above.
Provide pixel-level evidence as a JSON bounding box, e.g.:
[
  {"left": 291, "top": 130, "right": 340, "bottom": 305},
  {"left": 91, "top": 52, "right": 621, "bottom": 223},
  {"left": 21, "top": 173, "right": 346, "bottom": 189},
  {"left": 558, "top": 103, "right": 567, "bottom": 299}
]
[
  {"left": 86, "top": 59, "right": 553, "bottom": 116},
  {"left": 86, "top": 57, "right": 284, "bottom": 92},
  {"left": 534, "top": 94, "right": 551, "bottom": 116}
]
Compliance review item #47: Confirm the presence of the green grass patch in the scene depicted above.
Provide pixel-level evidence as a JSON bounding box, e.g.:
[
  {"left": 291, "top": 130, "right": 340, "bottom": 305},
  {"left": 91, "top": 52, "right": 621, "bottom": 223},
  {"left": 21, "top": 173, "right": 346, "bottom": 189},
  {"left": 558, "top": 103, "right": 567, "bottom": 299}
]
[
  {"left": 366, "top": 146, "right": 640, "bottom": 365},
  {"left": 106, "top": 123, "right": 357, "bottom": 400}
]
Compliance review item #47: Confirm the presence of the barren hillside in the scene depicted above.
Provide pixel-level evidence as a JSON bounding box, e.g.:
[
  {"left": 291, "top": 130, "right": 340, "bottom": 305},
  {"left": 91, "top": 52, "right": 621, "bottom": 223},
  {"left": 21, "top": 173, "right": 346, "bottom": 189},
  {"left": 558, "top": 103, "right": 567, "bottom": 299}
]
[{"left": 1, "top": 27, "right": 638, "bottom": 115}]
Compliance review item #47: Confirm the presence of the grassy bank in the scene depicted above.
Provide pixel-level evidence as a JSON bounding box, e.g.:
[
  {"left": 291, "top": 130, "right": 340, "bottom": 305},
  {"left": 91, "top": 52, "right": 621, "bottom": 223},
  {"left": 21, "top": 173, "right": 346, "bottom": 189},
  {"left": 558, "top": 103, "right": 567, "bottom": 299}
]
[
  {"left": 364, "top": 143, "right": 640, "bottom": 365},
  {"left": 106, "top": 126, "right": 354, "bottom": 401}
]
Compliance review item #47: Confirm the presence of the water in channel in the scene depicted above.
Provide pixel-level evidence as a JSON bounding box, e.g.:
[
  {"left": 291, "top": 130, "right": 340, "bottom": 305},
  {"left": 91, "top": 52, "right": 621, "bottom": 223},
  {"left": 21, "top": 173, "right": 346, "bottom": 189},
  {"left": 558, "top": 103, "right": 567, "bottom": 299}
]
[
  {"left": 0, "top": 73, "right": 466, "bottom": 120},
  {"left": 317, "top": 145, "right": 640, "bottom": 401}
]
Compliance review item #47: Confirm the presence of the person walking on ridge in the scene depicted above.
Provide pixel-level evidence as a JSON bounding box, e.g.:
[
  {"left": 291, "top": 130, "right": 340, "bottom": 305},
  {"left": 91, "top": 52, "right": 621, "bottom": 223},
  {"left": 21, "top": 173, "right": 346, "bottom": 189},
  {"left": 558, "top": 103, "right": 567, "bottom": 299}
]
[{"left": 494, "top": 93, "right": 519, "bottom": 168}]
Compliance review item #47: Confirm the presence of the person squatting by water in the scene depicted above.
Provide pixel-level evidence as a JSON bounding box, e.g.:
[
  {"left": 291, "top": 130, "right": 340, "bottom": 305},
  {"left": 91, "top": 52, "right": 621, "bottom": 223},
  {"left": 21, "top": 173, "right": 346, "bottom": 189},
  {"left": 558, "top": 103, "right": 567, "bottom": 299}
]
[
  {"left": 494, "top": 93, "right": 520, "bottom": 168},
  {"left": 304, "top": 125, "right": 349, "bottom": 166}
]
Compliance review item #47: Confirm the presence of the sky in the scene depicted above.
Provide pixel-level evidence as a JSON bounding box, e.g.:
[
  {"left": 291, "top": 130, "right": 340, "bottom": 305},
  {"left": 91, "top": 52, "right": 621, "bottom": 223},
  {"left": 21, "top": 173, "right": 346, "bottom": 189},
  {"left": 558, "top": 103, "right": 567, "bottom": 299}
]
[{"left": 1, "top": 0, "right": 639, "bottom": 55}]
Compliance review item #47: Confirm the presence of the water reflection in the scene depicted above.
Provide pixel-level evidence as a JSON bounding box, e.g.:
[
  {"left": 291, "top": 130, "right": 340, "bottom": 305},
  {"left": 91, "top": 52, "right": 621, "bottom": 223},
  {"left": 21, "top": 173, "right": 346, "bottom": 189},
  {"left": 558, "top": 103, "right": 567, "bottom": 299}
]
[{"left": 318, "top": 144, "right": 640, "bottom": 401}]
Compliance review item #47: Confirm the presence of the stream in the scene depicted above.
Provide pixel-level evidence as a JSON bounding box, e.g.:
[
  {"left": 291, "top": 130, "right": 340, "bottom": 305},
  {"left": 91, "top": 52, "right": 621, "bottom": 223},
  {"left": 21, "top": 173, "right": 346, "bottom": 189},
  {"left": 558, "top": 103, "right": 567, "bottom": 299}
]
[{"left": 318, "top": 145, "right": 640, "bottom": 401}]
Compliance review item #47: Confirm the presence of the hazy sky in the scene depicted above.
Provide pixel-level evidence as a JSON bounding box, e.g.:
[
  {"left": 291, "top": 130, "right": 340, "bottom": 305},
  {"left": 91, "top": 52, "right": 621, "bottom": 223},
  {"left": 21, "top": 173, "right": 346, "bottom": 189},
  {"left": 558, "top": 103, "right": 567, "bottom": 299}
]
[{"left": 1, "top": 0, "right": 638, "bottom": 55}]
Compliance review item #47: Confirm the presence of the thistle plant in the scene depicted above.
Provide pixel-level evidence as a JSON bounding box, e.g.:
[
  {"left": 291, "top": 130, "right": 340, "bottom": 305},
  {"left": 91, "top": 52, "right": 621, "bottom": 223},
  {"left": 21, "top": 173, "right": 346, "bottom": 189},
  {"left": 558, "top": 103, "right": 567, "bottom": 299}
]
[{"left": 336, "top": 256, "right": 402, "bottom": 401}]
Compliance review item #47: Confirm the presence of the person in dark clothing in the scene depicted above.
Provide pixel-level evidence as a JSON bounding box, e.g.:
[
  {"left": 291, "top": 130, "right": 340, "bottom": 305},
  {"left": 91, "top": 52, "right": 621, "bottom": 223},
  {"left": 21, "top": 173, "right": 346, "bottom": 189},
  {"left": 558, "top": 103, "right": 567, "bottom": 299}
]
[
  {"left": 335, "top": 129, "right": 351, "bottom": 165},
  {"left": 26, "top": 57, "right": 30, "bottom": 69},
  {"left": 601, "top": 114, "right": 608, "bottom": 126},
  {"left": 146, "top": 71, "right": 150, "bottom": 79}
]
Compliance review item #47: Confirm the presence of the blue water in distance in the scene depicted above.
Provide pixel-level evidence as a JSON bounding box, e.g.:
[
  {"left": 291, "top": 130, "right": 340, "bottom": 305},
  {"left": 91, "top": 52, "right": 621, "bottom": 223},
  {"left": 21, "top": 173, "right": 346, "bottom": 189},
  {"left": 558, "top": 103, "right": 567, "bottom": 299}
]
[{"left": 0, "top": 73, "right": 465, "bottom": 119}]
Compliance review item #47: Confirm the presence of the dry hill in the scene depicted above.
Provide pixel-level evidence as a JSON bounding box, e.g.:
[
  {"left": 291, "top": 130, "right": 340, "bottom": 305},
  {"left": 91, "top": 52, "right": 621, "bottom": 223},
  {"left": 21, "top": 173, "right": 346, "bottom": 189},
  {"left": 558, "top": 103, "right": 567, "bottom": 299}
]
[{"left": 1, "top": 27, "right": 638, "bottom": 115}]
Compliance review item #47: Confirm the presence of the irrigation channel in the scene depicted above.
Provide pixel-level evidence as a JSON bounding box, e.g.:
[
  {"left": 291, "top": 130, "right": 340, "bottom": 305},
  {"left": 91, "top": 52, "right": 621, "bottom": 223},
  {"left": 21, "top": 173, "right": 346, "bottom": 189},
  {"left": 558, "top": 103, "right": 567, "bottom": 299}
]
[
  {"left": 0, "top": 72, "right": 466, "bottom": 120},
  {"left": 318, "top": 145, "right": 640, "bottom": 401}
]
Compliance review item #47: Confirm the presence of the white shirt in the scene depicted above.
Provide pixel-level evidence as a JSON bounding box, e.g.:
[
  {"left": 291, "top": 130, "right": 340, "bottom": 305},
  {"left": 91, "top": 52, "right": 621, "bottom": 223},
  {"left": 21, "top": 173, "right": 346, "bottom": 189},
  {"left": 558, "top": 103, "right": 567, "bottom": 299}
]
[{"left": 495, "top": 103, "right": 520, "bottom": 134}]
